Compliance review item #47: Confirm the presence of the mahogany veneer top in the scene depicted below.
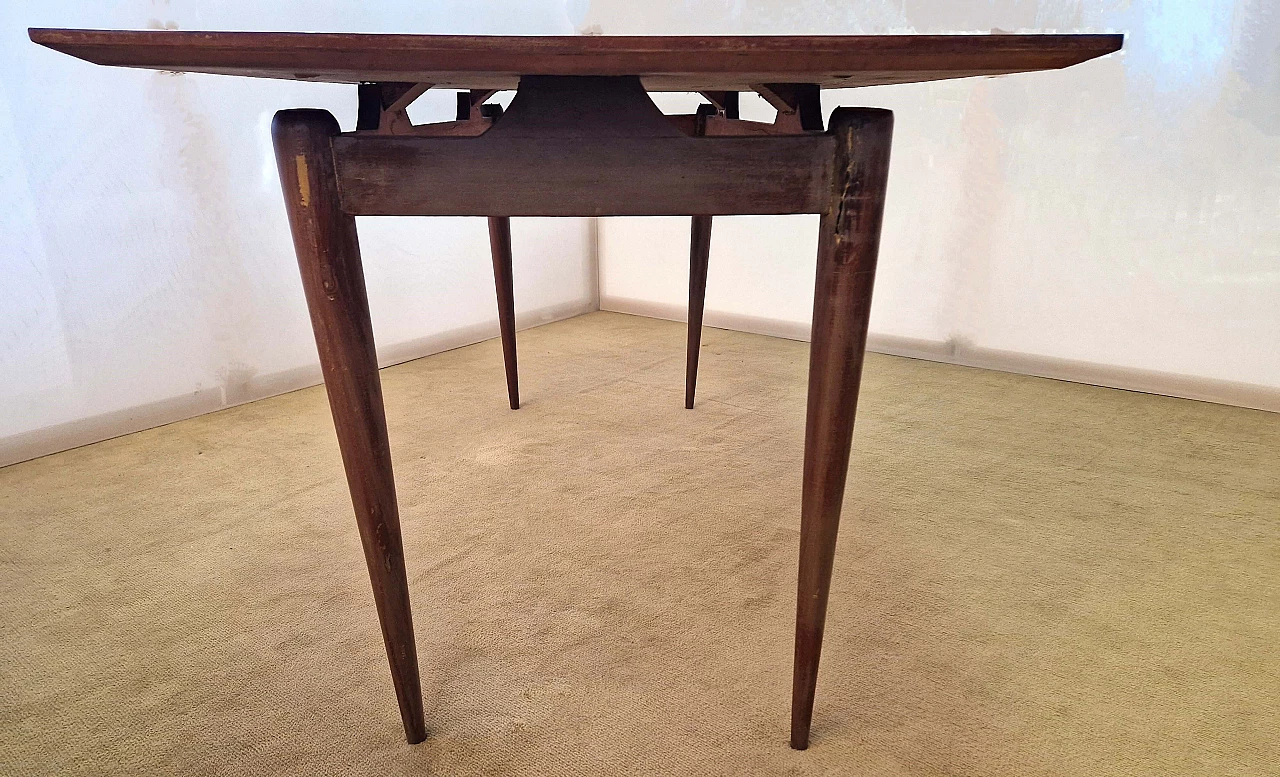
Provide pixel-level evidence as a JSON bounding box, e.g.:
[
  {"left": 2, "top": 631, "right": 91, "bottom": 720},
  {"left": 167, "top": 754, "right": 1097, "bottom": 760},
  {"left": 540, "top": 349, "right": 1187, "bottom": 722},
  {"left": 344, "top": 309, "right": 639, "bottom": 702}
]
[{"left": 29, "top": 29, "right": 1121, "bottom": 91}]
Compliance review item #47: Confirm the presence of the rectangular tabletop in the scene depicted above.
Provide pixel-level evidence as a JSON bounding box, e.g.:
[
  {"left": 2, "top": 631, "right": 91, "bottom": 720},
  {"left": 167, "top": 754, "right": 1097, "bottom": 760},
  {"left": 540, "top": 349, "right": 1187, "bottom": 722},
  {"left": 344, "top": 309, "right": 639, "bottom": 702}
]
[{"left": 28, "top": 30, "right": 1122, "bottom": 91}]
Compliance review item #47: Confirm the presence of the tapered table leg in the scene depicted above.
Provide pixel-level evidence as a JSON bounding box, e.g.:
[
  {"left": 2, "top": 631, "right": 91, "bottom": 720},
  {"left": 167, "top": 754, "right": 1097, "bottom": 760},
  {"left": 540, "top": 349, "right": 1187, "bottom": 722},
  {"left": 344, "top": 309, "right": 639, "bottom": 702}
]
[
  {"left": 488, "top": 216, "right": 520, "bottom": 410},
  {"left": 790, "top": 107, "right": 894, "bottom": 750},
  {"left": 685, "top": 214, "right": 712, "bottom": 409},
  {"left": 272, "top": 109, "right": 426, "bottom": 745},
  {"left": 684, "top": 103, "right": 717, "bottom": 410}
]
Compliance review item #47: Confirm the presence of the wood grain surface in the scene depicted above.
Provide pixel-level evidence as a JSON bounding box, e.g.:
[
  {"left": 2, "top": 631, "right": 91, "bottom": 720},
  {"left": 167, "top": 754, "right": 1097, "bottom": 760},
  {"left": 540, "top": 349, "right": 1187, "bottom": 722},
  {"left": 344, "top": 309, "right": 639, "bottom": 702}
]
[{"left": 29, "top": 29, "right": 1122, "bottom": 90}]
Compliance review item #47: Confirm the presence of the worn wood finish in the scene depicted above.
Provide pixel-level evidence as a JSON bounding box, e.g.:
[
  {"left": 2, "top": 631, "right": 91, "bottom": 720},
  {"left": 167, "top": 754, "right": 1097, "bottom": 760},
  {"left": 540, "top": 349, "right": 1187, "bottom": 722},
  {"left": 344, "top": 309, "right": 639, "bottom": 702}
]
[
  {"left": 271, "top": 109, "right": 426, "bottom": 745},
  {"left": 790, "top": 107, "right": 894, "bottom": 751},
  {"left": 28, "top": 29, "right": 1123, "bottom": 90},
  {"left": 488, "top": 215, "right": 520, "bottom": 410}
]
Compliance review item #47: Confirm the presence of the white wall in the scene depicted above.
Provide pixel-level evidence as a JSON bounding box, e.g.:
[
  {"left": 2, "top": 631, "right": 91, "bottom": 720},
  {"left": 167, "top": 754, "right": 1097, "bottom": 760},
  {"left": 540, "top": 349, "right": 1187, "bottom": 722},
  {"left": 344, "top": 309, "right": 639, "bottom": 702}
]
[
  {"left": 4, "top": 2, "right": 1277, "bottom": 469},
  {"left": 592, "top": 1, "right": 1280, "bottom": 411},
  {"left": 0, "top": 2, "right": 596, "bottom": 466}
]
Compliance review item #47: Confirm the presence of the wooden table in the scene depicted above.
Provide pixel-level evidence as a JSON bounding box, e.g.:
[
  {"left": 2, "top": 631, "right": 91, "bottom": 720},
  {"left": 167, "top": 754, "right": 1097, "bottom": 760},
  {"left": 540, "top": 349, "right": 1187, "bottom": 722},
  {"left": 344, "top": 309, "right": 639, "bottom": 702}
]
[{"left": 32, "top": 29, "right": 1121, "bottom": 750}]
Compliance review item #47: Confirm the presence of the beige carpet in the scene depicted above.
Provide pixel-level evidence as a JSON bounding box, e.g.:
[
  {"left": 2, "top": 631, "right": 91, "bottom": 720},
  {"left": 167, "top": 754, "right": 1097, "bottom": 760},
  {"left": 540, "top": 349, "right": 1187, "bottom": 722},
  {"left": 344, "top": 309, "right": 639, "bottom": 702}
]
[{"left": 2, "top": 311, "right": 1277, "bottom": 776}]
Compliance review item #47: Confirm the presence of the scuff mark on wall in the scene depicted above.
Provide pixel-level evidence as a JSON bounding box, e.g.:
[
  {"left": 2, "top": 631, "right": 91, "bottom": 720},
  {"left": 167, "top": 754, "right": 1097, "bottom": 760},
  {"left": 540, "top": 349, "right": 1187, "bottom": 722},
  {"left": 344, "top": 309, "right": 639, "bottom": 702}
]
[
  {"left": 144, "top": 58, "right": 265, "bottom": 408},
  {"left": 940, "top": 80, "right": 1006, "bottom": 345},
  {"left": 1, "top": 1, "right": 598, "bottom": 463},
  {"left": 216, "top": 361, "right": 260, "bottom": 406},
  {"left": 1227, "top": 0, "right": 1280, "bottom": 135}
]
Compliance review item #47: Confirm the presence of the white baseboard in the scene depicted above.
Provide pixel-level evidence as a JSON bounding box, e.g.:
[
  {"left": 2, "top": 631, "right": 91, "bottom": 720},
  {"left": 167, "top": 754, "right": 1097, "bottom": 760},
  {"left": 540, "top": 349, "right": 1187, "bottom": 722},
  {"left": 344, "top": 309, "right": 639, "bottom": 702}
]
[
  {"left": 0, "top": 298, "right": 595, "bottom": 469},
  {"left": 600, "top": 296, "right": 1280, "bottom": 414},
  {"left": 0, "top": 389, "right": 231, "bottom": 471},
  {"left": 7, "top": 293, "right": 1272, "bottom": 469}
]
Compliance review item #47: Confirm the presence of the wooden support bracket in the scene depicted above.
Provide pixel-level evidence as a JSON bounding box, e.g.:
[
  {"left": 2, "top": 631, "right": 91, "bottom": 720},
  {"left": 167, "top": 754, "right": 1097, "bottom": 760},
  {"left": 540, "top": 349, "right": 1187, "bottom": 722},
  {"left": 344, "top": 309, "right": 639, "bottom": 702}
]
[
  {"left": 354, "top": 84, "right": 504, "bottom": 137},
  {"left": 669, "top": 85, "right": 825, "bottom": 137},
  {"left": 456, "top": 89, "right": 501, "bottom": 121},
  {"left": 751, "top": 83, "right": 824, "bottom": 132},
  {"left": 356, "top": 82, "right": 433, "bottom": 134},
  {"left": 697, "top": 90, "right": 740, "bottom": 119}
]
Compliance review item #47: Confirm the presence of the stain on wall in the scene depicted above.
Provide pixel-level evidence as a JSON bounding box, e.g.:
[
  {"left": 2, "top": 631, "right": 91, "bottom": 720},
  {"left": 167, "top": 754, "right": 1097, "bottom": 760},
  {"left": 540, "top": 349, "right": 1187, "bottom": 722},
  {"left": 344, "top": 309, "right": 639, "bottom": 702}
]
[{"left": 0, "top": 1, "right": 596, "bottom": 460}]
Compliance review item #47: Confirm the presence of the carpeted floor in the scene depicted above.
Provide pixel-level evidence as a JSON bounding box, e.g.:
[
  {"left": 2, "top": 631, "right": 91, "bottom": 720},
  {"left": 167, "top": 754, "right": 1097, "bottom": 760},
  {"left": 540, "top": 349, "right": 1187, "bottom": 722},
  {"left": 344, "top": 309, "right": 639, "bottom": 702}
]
[{"left": 1, "top": 311, "right": 1277, "bottom": 776}]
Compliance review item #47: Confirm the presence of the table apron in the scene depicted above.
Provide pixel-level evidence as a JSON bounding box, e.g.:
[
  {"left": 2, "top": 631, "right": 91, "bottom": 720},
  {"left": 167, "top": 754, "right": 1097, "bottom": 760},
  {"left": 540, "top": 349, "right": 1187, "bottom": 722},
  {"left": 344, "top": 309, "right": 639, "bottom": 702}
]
[{"left": 330, "top": 133, "right": 836, "bottom": 217}]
